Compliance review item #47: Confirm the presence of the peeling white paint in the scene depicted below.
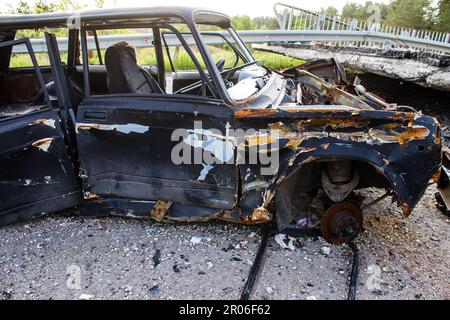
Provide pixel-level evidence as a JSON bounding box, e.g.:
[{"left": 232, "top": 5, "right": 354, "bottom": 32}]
[
  {"left": 111, "top": 124, "right": 149, "bottom": 134},
  {"left": 184, "top": 130, "right": 234, "bottom": 163},
  {"left": 243, "top": 180, "right": 270, "bottom": 192},
  {"left": 76, "top": 123, "right": 149, "bottom": 134},
  {"left": 197, "top": 163, "right": 214, "bottom": 181},
  {"left": 30, "top": 119, "right": 56, "bottom": 129},
  {"left": 32, "top": 138, "right": 53, "bottom": 152}
]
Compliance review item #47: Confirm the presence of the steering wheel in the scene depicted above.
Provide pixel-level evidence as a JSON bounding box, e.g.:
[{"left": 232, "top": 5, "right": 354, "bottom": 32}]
[
  {"left": 215, "top": 58, "right": 225, "bottom": 72},
  {"left": 174, "top": 60, "right": 260, "bottom": 95}
]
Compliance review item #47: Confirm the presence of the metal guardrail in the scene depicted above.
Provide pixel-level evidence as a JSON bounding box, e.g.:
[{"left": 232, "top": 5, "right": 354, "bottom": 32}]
[
  {"left": 12, "top": 33, "right": 220, "bottom": 54},
  {"left": 12, "top": 29, "right": 450, "bottom": 55},
  {"left": 239, "top": 30, "right": 450, "bottom": 53},
  {"left": 273, "top": 2, "right": 450, "bottom": 54}
]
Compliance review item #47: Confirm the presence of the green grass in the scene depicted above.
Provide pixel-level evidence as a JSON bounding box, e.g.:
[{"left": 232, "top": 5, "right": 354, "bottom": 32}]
[
  {"left": 9, "top": 52, "right": 50, "bottom": 68},
  {"left": 252, "top": 50, "right": 304, "bottom": 69},
  {"left": 9, "top": 46, "right": 304, "bottom": 71},
  {"left": 9, "top": 51, "right": 67, "bottom": 68},
  {"left": 136, "top": 46, "right": 304, "bottom": 71}
]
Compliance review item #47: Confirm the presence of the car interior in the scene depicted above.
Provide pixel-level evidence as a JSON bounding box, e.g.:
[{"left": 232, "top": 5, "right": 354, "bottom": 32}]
[
  {"left": 104, "top": 41, "right": 163, "bottom": 94},
  {"left": 0, "top": 22, "right": 256, "bottom": 121},
  {"left": 66, "top": 26, "right": 253, "bottom": 99},
  {"left": 0, "top": 41, "right": 53, "bottom": 119}
]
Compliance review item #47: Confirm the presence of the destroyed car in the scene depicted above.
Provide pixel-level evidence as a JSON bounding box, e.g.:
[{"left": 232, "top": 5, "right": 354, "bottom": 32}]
[{"left": 0, "top": 7, "right": 443, "bottom": 244}]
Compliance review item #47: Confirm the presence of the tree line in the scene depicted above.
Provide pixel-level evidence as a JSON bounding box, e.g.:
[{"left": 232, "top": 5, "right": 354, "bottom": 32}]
[
  {"left": 6, "top": 0, "right": 450, "bottom": 33},
  {"left": 233, "top": 0, "right": 449, "bottom": 32}
]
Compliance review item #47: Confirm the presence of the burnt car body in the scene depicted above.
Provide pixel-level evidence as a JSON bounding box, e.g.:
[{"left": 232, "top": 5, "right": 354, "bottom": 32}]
[{"left": 0, "top": 7, "right": 443, "bottom": 244}]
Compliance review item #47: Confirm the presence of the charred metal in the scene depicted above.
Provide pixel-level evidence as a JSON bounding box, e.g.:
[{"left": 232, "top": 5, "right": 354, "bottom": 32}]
[{"left": 0, "top": 7, "right": 444, "bottom": 244}]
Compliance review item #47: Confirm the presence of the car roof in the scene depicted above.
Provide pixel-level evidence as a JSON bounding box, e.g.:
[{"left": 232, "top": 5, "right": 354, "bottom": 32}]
[{"left": 0, "top": 6, "right": 231, "bottom": 30}]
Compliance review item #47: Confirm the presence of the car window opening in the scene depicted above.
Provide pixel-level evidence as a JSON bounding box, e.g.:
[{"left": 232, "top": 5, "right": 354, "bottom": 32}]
[{"left": 0, "top": 39, "right": 53, "bottom": 120}]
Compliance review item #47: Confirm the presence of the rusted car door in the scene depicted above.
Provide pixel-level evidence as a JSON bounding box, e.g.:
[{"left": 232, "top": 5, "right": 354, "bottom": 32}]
[
  {"left": 0, "top": 38, "right": 82, "bottom": 226},
  {"left": 76, "top": 96, "right": 238, "bottom": 209}
]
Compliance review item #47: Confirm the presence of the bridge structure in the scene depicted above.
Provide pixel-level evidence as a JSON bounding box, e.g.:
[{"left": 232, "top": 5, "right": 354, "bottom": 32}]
[
  {"left": 257, "top": 2, "right": 450, "bottom": 91},
  {"left": 273, "top": 2, "right": 450, "bottom": 54}
]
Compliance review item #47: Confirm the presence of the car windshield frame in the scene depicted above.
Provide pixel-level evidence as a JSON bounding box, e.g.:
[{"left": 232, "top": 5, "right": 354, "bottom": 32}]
[
  {"left": 191, "top": 22, "right": 273, "bottom": 106},
  {"left": 0, "top": 8, "right": 267, "bottom": 106},
  {"left": 161, "top": 30, "right": 251, "bottom": 72}
]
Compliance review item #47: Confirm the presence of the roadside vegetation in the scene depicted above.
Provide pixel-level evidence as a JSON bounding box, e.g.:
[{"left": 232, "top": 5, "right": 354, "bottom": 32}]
[
  {"left": 233, "top": 0, "right": 450, "bottom": 32},
  {"left": 6, "top": 0, "right": 448, "bottom": 70},
  {"left": 9, "top": 45, "right": 304, "bottom": 70}
]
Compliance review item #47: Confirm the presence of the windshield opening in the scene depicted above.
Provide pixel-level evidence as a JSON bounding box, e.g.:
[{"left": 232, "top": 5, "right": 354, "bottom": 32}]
[{"left": 192, "top": 23, "right": 273, "bottom": 105}]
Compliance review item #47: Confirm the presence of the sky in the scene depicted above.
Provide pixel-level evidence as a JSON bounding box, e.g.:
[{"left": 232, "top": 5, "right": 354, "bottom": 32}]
[{"left": 0, "top": 0, "right": 392, "bottom": 17}]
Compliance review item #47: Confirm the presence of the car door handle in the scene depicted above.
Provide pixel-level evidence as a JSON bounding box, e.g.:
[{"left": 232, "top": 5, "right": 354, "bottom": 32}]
[{"left": 84, "top": 111, "right": 107, "bottom": 121}]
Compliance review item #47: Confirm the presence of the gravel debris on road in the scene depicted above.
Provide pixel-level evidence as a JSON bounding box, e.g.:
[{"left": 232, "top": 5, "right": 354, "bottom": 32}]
[{"left": 0, "top": 186, "right": 448, "bottom": 300}]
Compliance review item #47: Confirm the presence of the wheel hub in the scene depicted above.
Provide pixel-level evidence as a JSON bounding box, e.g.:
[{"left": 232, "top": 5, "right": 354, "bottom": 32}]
[{"left": 321, "top": 202, "right": 363, "bottom": 244}]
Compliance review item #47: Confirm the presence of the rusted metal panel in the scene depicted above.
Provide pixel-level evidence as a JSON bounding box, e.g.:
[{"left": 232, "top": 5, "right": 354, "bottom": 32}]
[
  {"left": 0, "top": 9, "right": 443, "bottom": 244},
  {"left": 234, "top": 59, "right": 441, "bottom": 233},
  {"left": 150, "top": 200, "right": 173, "bottom": 221},
  {"left": 75, "top": 97, "right": 238, "bottom": 210},
  {"left": 0, "top": 109, "right": 82, "bottom": 226}
]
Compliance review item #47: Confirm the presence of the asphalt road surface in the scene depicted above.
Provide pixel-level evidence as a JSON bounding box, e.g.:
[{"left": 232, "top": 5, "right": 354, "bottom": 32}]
[{"left": 1, "top": 186, "right": 449, "bottom": 300}]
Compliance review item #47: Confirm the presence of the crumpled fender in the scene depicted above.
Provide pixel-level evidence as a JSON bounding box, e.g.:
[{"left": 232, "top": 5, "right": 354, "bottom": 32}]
[
  {"left": 273, "top": 146, "right": 416, "bottom": 215},
  {"left": 236, "top": 106, "right": 441, "bottom": 230}
]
